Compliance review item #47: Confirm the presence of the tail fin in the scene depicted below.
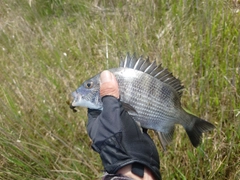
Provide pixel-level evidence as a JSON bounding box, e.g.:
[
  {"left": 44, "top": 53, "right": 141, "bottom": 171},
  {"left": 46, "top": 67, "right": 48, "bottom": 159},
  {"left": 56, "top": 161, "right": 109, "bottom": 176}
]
[{"left": 185, "top": 114, "right": 215, "bottom": 147}]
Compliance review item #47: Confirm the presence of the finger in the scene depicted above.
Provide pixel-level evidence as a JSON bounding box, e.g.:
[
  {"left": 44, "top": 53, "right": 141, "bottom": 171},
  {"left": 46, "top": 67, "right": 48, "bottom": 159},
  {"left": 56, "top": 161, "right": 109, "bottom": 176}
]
[{"left": 100, "top": 70, "right": 119, "bottom": 99}]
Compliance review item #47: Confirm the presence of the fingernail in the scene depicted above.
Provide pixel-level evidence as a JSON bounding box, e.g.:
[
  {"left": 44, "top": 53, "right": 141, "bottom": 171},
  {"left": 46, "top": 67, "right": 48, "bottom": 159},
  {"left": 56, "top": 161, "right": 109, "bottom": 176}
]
[{"left": 100, "top": 70, "right": 113, "bottom": 84}]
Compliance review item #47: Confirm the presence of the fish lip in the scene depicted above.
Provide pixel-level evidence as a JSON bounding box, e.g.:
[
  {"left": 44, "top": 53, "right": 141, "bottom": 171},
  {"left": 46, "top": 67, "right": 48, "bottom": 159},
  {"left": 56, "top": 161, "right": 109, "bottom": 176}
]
[
  {"left": 70, "top": 104, "right": 76, "bottom": 110},
  {"left": 70, "top": 91, "right": 82, "bottom": 107},
  {"left": 69, "top": 104, "right": 77, "bottom": 112},
  {"left": 69, "top": 91, "right": 82, "bottom": 112}
]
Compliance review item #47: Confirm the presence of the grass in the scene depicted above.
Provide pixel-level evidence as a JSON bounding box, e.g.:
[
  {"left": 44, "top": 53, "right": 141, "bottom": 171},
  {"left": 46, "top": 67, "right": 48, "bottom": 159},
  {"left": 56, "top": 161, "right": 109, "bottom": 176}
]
[{"left": 0, "top": 0, "right": 239, "bottom": 179}]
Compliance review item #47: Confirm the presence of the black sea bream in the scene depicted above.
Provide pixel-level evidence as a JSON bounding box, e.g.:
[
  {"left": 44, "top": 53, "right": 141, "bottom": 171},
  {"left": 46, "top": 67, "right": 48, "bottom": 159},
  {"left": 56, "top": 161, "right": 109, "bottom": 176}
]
[{"left": 70, "top": 53, "right": 215, "bottom": 149}]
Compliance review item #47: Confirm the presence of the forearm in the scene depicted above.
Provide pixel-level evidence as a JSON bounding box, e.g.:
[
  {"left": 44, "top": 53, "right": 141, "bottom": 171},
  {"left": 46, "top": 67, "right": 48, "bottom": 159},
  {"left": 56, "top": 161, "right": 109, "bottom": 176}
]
[{"left": 117, "top": 164, "right": 155, "bottom": 180}]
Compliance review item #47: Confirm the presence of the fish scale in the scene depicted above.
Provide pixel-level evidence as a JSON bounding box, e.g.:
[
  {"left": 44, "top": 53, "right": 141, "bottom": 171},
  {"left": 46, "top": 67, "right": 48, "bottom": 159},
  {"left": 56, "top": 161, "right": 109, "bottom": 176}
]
[
  {"left": 115, "top": 70, "right": 179, "bottom": 123},
  {"left": 71, "top": 53, "right": 215, "bottom": 150}
]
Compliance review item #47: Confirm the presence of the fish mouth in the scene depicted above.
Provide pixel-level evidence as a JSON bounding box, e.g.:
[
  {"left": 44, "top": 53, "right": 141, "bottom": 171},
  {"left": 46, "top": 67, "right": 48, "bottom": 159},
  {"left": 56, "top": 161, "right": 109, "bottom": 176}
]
[
  {"left": 69, "top": 91, "right": 102, "bottom": 110},
  {"left": 70, "top": 104, "right": 77, "bottom": 113},
  {"left": 71, "top": 91, "right": 81, "bottom": 106},
  {"left": 68, "top": 91, "right": 80, "bottom": 112}
]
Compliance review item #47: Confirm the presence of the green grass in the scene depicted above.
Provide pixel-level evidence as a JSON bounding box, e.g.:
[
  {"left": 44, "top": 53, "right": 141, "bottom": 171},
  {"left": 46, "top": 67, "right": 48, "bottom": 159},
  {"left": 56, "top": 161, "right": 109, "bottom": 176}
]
[{"left": 0, "top": 0, "right": 239, "bottom": 179}]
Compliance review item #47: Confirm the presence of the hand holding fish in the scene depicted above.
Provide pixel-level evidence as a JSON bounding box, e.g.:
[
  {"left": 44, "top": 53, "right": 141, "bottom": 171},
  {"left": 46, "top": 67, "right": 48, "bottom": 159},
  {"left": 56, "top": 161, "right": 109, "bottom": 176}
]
[{"left": 86, "top": 71, "right": 161, "bottom": 180}]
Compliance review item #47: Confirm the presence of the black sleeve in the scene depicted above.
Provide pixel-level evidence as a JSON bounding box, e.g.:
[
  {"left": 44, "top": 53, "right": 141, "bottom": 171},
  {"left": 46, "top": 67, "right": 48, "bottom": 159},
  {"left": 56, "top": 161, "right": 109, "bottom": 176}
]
[{"left": 87, "top": 96, "right": 161, "bottom": 180}]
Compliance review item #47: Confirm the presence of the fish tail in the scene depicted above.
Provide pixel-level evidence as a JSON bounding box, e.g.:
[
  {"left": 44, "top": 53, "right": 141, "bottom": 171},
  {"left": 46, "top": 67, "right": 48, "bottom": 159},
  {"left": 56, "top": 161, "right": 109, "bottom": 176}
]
[{"left": 184, "top": 114, "right": 215, "bottom": 147}]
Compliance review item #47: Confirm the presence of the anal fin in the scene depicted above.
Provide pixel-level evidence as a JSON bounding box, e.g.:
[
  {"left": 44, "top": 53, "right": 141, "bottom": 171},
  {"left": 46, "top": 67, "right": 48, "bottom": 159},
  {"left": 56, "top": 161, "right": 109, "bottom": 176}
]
[{"left": 155, "top": 127, "right": 175, "bottom": 151}]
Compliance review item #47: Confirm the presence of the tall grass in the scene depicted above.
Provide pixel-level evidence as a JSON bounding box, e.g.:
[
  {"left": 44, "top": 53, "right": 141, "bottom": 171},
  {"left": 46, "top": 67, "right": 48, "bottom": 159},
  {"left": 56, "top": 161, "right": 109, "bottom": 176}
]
[{"left": 0, "top": 0, "right": 239, "bottom": 179}]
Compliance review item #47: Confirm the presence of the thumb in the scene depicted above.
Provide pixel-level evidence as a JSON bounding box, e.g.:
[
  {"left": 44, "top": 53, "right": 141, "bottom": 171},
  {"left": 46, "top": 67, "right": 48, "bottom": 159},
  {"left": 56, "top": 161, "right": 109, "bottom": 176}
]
[{"left": 100, "top": 70, "right": 119, "bottom": 99}]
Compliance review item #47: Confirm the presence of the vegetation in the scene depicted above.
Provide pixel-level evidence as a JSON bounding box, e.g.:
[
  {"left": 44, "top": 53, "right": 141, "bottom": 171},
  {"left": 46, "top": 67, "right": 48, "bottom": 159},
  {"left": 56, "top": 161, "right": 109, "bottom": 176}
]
[{"left": 0, "top": 0, "right": 239, "bottom": 179}]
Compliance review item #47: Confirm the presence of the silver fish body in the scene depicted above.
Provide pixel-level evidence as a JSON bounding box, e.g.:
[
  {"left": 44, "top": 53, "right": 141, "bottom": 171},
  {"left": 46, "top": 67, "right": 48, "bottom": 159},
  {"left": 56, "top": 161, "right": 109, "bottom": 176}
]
[{"left": 71, "top": 54, "right": 215, "bottom": 149}]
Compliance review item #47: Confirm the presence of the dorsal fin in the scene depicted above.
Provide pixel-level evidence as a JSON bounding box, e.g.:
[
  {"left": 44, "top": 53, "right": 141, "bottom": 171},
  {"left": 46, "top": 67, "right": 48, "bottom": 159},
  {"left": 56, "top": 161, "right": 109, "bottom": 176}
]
[
  {"left": 139, "top": 57, "right": 151, "bottom": 71},
  {"left": 129, "top": 53, "right": 138, "bottom": 68},
  {"left": 133, "top": 56, "right": 145, "bottom": 70},
  {"left": 120, "top": 53, "right": 138, "bottom": 68},
  {"left": 119, "top": 53, "right": 184, "bottom": 97},
  {"left": 119, "top": 57, "right": 124, "bottom": 67},
  {"left": 144, "top": 60, "right": 157, "bottom": 73},
  {"left": 123, "top": 52, "right": 131, "bottom": 68}
]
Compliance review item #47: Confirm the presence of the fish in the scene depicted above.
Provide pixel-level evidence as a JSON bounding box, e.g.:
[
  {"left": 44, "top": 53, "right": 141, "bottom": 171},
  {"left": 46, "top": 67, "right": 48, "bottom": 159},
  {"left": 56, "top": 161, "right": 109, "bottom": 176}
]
[{"left": 70, "top": 53, "right": 215, "bottom": 150}]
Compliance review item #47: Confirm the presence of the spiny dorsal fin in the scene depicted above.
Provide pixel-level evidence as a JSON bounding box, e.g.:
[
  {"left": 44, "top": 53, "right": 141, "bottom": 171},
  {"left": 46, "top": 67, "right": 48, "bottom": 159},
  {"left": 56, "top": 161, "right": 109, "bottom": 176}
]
[
  {"left": 129, "top": 53, "right": 138, "bottom": 68},
  {"left": 119, "top": 57, "right": 124, "bottom": 67},
  {"left": 139, "top": 57, "right": 151, "bottom": 71},
  {"left": 119, "top": 53, "right": 184, "bottom": 97},
  {"left": 123, "top": 52, "right": 131, "bottom": 68},
  {"left": 133, "top": 56, "right": 145, "bottom": 70},
  {"left": 144, "top": 60, "right": 157, "bottom": 74}
]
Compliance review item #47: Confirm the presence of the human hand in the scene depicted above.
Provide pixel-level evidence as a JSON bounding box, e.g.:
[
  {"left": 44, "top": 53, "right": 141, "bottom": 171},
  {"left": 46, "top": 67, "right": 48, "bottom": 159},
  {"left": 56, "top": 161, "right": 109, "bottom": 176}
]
[{"left": 87, "top": 70, "right": 161, "bottom": 180}]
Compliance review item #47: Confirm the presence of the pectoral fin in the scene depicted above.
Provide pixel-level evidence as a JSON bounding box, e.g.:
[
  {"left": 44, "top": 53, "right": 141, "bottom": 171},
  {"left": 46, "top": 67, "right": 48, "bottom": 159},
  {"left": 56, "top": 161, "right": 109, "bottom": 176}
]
[{"left": 121, "top": 102, "right": 138, "bottom": 114}]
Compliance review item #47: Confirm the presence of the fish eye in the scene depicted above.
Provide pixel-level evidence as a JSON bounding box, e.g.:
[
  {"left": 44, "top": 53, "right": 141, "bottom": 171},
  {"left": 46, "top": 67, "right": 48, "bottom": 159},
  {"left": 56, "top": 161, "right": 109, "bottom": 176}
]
[{"left": 85, "top": 81, "right": 93, "bottom": 89}]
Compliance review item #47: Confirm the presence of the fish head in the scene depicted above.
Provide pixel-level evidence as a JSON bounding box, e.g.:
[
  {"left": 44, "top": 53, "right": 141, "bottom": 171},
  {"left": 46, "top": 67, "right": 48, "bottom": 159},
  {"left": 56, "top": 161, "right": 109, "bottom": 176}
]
[{"left": 70, "top": 74, "right": 103, "bottom": 110}]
